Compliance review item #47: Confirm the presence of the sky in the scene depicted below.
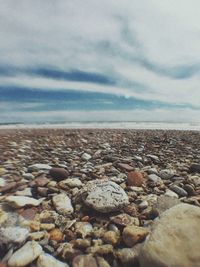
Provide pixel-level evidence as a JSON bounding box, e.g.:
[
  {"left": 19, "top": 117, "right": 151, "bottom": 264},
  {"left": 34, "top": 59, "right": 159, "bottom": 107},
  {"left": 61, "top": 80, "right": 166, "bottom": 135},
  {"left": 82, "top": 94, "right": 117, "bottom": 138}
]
[{"left": 0, "top": 0, "right": 200, "bottom": 123}]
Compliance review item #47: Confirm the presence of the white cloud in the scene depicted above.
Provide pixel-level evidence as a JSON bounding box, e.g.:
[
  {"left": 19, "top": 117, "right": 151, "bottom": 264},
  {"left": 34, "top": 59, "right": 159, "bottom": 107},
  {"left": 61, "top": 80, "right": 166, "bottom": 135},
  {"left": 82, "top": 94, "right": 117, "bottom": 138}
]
[{"left": 0, "top": 0, "right": 200, "bottom": 122}]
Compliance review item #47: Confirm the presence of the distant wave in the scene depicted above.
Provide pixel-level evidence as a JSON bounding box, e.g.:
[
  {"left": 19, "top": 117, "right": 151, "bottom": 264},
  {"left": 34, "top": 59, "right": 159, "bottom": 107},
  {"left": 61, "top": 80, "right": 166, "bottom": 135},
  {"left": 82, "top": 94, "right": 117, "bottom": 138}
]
[{"left": 0, "top": 121, "right": 200, "bottom": 131}]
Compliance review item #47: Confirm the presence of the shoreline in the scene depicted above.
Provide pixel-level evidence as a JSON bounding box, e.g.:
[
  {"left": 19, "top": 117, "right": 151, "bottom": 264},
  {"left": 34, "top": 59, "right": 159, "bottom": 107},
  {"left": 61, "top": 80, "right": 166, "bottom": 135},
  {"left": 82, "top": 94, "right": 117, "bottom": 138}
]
[{"left": 0, "top": 121, "right": 200, "bottom": 131}]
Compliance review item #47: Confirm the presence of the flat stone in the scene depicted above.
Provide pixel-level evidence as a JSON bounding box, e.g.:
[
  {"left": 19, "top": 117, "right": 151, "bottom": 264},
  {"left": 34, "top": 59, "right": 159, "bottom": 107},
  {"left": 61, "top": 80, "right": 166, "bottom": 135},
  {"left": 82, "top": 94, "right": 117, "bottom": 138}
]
[
  {"left": 82, "top": 180, "right": 129, "bottom": 213},
  {"left": 127, "top": 171, "right": 144, "bottom": 187},
  {"left": 0, "top": 177, "right": 6, "bottom": 187},
  {"left": 59, "top": 178, "right": 83, "bottom": 188},
  {"left": 164, "top": 189, "right": 179, "bottom": 198},
  {"left": 28, "top": 164, "right": 52, "bottom": 171},
  {"left": 37, "top": 253, "right": 69, "bottom": 267},
  {"left": 148, "top": 174, "right": 162, "bottom": 183},
  {"left": 5, "top": 196, "right": 43, "bottom": 208},
  {"left": 8, "top": 241, "right": 43, "bottom": 267},
  {"left": 74, "top": 222, "right": 93, "bottom": 238},
  {"left": 15, "top": 187, "right": 32, "bottom": 196},
  {"left": 189, "top": 175, "right": 200, "bottom": 186},
  {"left": 52, "top": 193, "right": 74, "bottom": 215},
  {"left": 139, "top": 204, "right": 200, "bottom": 267},
  {"left": 117, "top": 163, "right": 134, "bottom": 171},
  {"left": 49, "top": 168, "right": 69, "bottom": 181}
]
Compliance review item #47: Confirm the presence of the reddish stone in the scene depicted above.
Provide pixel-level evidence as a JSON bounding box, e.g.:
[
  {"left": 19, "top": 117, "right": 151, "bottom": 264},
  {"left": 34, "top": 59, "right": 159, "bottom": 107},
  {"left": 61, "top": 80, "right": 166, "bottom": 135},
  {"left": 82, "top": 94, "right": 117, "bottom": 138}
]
[
  {"left": 49, "top": 167, "right": 69, "bottom": 181},
  {"left": 18, "top": 207, "right": 38, "bottom": 220},
  {"left": 127, "top": 171, "right": 144, "bottom": 187},
  {"left": 117, "top": 163, "right": 134, "bottom": 171},
  {"left": 35, "top": 175, "right": 49, "bottom": 187}
]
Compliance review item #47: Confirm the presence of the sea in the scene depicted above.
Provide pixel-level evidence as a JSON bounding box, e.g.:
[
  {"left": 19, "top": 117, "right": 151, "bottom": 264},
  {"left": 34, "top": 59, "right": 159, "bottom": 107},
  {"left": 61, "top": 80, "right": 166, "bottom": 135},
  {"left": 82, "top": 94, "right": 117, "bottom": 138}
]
[{"left": 0, "top": 121, "right": 200, "bottom": 131}]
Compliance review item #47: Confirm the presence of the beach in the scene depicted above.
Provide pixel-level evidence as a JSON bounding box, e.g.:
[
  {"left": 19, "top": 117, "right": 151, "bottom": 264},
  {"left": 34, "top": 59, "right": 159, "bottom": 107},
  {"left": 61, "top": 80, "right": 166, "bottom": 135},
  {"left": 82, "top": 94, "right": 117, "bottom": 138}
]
[{"left": 0, "top": 128, "right": 200, "bottom": 267}]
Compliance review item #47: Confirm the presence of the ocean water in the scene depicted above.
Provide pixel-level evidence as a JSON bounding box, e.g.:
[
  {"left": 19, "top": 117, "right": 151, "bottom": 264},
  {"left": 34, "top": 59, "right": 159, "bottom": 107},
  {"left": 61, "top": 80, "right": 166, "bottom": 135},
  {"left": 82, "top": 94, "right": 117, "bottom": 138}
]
[{"left": 0, "top": 121, "right": 200, "bottom": 131}]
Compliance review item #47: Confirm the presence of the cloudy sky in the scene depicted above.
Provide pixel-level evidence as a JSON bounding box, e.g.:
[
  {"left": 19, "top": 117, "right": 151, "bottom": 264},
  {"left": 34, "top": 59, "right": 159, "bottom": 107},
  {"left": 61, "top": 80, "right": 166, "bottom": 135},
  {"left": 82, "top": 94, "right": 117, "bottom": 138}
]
[{"left": 1, "top": 0, "right": 200, "bottom": 123}]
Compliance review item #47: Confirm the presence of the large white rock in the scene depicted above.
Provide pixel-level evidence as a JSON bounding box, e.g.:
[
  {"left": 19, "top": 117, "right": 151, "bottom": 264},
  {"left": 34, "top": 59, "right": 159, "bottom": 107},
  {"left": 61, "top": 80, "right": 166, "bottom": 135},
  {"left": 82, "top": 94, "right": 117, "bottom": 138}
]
[
  {"left": 5, "top": 196, "right": 43, "bottom": 208},
  {"left": 8, "top": 241, "right": 43, "bottom": 266},
  {"left": 37, "top": 253, "right": 69, "bottom": 267},
  {"left": 139, "top": 203, "right": 200, "bottom": 267},
  {"left": 52, "top": 193, "right": 74, "bottom": 215},
  {"left": 82, "top": 180, "right": 129, "bottom": 213}
]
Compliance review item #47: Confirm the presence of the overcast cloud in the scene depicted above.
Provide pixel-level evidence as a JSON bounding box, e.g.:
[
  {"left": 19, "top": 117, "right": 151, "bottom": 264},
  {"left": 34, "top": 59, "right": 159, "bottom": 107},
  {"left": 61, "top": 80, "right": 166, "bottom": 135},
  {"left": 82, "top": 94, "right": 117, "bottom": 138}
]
[{"left": 0, "top": 0, "right": 200, "bottom": 123}]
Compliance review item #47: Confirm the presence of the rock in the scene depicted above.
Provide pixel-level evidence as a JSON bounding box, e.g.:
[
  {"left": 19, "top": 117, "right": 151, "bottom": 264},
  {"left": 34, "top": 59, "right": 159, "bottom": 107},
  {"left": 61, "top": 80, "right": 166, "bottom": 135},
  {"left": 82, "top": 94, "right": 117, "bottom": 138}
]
[
  {"left": 23, "top": 173, "right": 35, "bottom": 180},
  {"left": 59, "top": 178, "right": 83, "bottom": 188},
  {"left": 5, "top": 196, "right": 43, "bottom": 208},
  {"left": 127, "top": 171, "right": 144, "bottom": 186},
  {"left": 115, "top": 243, "right": 142, "bottom": 265},
  {"left": 28, "top": 164, "right": 52, "bottom": 171},
  {"left": 189, "top": 175, "right": 200, "bottom": 186},
  {"left": 148, "top": 174, "right": 162, "bottom": 183},
  {"left": 49, "top": 168, "right": 69, "bottom": 181},
  {"left": 110, "top": 213, "right": 139, "bottom": 227},
  {"left": 74, "top": 222, "right": 93, "bottom": 238},
  {"left": 8, "top": 241, "right": 43, "bottom": 267},
  {"left": 0, "top": 177, "right": 5, "bottom": 187},
  {"left": 52, "top": 193, "right": 74, "bottom": 215},
  {"left": 159, "top": 169, "right": 175, "bottom": 180},
  {"left": 81, "top": 180, "right": 129, "bottom": 213},
  {"left": 0, "top": 226, "right": 29, "bottom": 245},
  {"left": 49, "top": 228, "right": 63, "bottom": 242},
  {"left": 153, "top": 195, "right": 180, "bottom": 215},
  {"left": 0, "top": 182, "right": 17, "bottom": 193},
  {"left": 0, "top": 209, "right": 8, "bottom": 224},
  {"left": 123, "top": 225, "right": 149, "bottom": 247},
  {"left": 183, "top": 184, "right": 196, "bottom": 196},
  {"left": 103, "top": 231, "right": 120, "bottom": 246},
  {"left": 15, "top": 187, "right": 32, "bottom": 196},
  {"left": 139, "top": 204, "right": 200, "bottom": 267},
  {"left": 138, "top": 200, "right": 148, "bottom": 209},
  {"left": 81, "top": 153, "right": 92, "bottom": 161},
  {"left": 164, "top": 189, "right": 179, "bottom": 198},
  {"left": 72, "top": 255, "right": 110, "bottom": 267},
  {"left": 58, "top": 242, "right": 81, "bottom": 261},
  {"left": 29, "top": 231, "right": 47, "bottom": 241},
  {"left": 86, "top": 244, "right": 113, "bottom": 255},
  {"left": 169, "top": 185, "right": 188, "bottom": 197},
  {"left": 117, "top": 163, "right": 134, "bottom": 171},
  {"left": 73, "top": 239, "right": 91, "bottom": 249},
  {"left": 189, "top": 163, "right": 200, "bottom": 173},
  {"left": 37, "top": 253, "right": 69, "bottom": 267}
]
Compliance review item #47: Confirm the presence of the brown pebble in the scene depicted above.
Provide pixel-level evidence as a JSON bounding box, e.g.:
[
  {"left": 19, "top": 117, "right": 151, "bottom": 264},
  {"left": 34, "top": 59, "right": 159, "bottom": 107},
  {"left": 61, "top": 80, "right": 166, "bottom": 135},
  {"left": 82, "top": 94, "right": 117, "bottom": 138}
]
[
  {"left": 49, "top": 228, "right": 63, "bottom": 242},
  {"left": 123, "top": 225, "right": 149, "bottom": 247},
  {"left": 127, "top": 171, "right": 144, "bottom": 187}
]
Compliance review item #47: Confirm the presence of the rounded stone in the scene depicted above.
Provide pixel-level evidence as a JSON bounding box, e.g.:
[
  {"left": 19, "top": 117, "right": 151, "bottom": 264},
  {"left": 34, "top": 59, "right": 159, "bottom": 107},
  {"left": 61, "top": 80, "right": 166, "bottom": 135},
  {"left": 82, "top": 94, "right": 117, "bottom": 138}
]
[
  {"left": 49, "top": 228, "right": 63, "bottom": 242},
  {"left": 139, "top": 204, "right": 200, "bottom": 267},
  {"left": 81, "top": 180, "right": 129, "bottom": 213},
  {"left": 127, "top": 171, "right": 144, "bottom": 187},
  {"left": 123, "top": 225, "right": 149, "bottom": 247},
  {"left": 49, "top": 168, "right": 69, "bottom": 181}
]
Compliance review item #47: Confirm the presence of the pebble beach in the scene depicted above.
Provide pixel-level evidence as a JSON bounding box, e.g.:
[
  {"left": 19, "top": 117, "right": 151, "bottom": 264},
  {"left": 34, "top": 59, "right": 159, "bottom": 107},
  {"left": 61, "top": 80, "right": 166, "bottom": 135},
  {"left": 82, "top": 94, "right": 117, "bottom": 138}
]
[{"left": 0, "top": 128, "right": 200, "bottom": 267}]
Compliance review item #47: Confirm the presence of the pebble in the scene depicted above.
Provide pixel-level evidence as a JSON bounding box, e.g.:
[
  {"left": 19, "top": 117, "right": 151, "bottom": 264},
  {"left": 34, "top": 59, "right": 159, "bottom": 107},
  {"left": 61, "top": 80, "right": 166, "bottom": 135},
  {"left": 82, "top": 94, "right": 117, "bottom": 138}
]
[
  {"left": 49, "top": 167, "right": 69, "bottom": 181},
  {"left": 189, "top": 163, "right": 200, "bottom": 173},
  {"left": 0, "top": 226, "right": 29, "bottom": 245},
  {"left": 110, "top": 213, "right": 139, "bottom": 227},
  {"left": 59, "top": 178, "right": 83, "bottom": 188},
  {"left": 4, "top": 196, "right": 43, "bottom": 208},
  {"left": 103, "top": 230, "right": 120, "bottom": 246},
  {"left": 122, "top": 225, "right": 149, "bottom": 247},
  {"left": 37, "top": 253, "right": 69, "bottom": 267},
  {"left": 81, "top": 153, "right": 92, "bottom": 161},
  {"left": 74, "top": 222, "right": 93, "bottom": 238},
  {"left": 72, "top": 255, "right": 110, "bottom": 267},
  {"left": 52, "top": 193, "right": 74, "bottom": 215},
  {"left": 169, "top": 185, "right": 188, "bottom": 197},
  {"left": 0, "top": 177, "right": 6, "bottom": 187},
  {"left": 28, "top": 164, "right": 52, "bottom": 171},
  {"left": 164, "top": 189, "right": 179, "bottom": 198},
  {"left": 15, "top": 187, "right": 32, "bottom": 196},
  {"left": 82, "top": 180, "right": 129, "bottom": 213},
  {"left": 117, "top": 163, "right": 134, "bottom": 171},
  {"left": 8, "top": 241, "right": 43, "bottom": 266},
  {"left": 148, "top": 174, "right": 162, "bottom": 183},
  {"left": 49, "top": 228, "right": 63, "bottom": 242},
  {"left": 127, "top": 171, "right": 144, "bottom": 186}
]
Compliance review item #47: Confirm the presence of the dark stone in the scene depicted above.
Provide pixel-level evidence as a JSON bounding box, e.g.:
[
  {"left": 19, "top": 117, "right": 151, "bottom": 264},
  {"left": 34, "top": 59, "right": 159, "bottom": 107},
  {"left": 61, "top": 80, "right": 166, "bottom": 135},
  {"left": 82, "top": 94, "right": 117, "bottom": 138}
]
[
  {"left": 49, "top": 167, "right": 69, "bottom": 181},
  {"left": 190, "top": 164, "right": 200, "bottom": 173}
]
